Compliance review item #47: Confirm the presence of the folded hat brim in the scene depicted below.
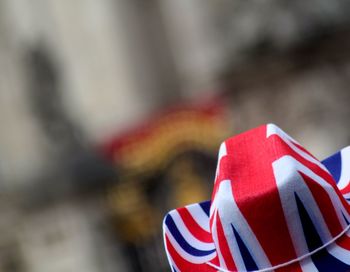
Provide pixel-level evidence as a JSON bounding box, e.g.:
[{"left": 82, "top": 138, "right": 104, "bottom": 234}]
[{"left": 163, "top": 146, "right": 350, "bottom": 272}]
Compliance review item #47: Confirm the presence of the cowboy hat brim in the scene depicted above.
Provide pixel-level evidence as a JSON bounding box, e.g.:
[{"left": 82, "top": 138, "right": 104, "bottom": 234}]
[{"left": 163, "top": 146, "right": 350, "bottom": 272}]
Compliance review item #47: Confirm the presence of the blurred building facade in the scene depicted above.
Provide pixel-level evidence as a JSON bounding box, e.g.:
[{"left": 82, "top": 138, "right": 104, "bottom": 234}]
[
  {"left": 0, "top": 1, "right": 207, "bottom": 271},
  {"left": 0, "top": 1, "right": 175, "bottom": 271},
  {"left": 1, "top": 0, "right": 350, "bottom": 272}
]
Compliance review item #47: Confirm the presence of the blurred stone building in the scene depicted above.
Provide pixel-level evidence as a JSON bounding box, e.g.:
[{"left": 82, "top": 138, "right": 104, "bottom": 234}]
[
  {"left": 0, "top": 1, "right": 176, "bottom": 271},
  {"left": 1, "top": 0, "right": 350, "bottom": 272}
]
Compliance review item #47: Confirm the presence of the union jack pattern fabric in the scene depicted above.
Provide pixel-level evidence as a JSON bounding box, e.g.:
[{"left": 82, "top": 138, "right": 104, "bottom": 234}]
[
  {"left": 163, "top": 124, "right": 350, "bottom": 272},
  {"left": 323, "top": 146, "right": 350, "bottom": 203}
]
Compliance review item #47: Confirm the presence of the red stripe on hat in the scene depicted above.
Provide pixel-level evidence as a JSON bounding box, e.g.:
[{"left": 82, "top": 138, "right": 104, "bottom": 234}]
[
  {"left": 341, "top": 183, "right": 350, "bottom": 195},
  {"left": 271, "top": 135, "right": 350, "bottom": 215},
  {"left": 216, "top": 214, "right": 237, "bottom": 271},
  {"left": 335, "top": 233, "right": 350, "bottom": 250},
  {"left": 209, "top": 255, "right": 220, "bottom": 267},
  {"left": 177, "top": 207, "right": 213, "bottom": 244},
  {"left": 223, "top": 125, "right": 298, "bottom": 266},
  {"left": 293, "top": 141, "right": 318, "bottom": 161},
  {"left": 165, "top": 235, "right": 217, "bottom": 272},
  {"left": 302, "top": 172, "right": 344, "bottom": 237}
]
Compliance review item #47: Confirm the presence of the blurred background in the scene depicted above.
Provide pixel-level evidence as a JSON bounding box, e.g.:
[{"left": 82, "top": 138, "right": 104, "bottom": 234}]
[{"left": 1, "top": 0, "right": 350, "bottom": 271}]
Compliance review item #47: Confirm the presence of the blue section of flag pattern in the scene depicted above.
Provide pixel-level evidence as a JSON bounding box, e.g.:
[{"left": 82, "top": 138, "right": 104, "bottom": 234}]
[{"left": 323, "top": 151, "right": 342, "bottom": 184}]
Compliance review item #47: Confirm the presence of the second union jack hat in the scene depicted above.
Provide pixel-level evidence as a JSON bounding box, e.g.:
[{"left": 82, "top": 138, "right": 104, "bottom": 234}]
[{"left": 163, "top": 124, "right": 350, "bottom": 272}]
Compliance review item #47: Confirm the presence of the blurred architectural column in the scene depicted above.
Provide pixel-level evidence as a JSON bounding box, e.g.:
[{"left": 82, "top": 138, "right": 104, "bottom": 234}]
[
  {"left": 0, "top": 2, "right": 50, "bottom": 188},
  {"left": 48, "top": 0, "right": 180, "bottom": 140},
  {"left": 3, "top": 0, "right": 180, "bottom": 143},
  {"left": 109, "top": 0, "right": 181, "bottom": 106},
  {"left": 0, "top": 0, "right": 183, "bottom": 188},
  {"left": 159, "top": 0, "right": 224, "bottom": 96}
]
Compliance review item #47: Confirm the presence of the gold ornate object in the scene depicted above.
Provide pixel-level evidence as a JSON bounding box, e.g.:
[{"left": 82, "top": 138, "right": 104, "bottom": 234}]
[{"left": 102, "top": 99, "right": 231, "bottom": 243}]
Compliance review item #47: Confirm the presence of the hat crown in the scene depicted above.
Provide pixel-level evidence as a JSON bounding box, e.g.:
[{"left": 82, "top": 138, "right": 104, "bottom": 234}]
[{"left": 209, "top": 124, "right": 350, "bottom": 271}]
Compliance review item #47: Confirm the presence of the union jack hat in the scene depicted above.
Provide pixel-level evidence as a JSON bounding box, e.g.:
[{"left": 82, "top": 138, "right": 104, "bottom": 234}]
[{"left": 163, "top": 124, "right": 350, "bottom": 272}]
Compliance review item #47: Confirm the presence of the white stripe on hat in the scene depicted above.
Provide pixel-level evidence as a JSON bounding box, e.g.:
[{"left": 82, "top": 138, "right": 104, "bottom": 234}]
[{"left": 338, "top": 147, "right": 350, "bottom": 190}]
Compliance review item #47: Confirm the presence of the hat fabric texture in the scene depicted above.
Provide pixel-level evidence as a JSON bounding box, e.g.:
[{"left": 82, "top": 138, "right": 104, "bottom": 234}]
[{"left": 163, "top": 124, "right": 350, "bottom": 272}]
